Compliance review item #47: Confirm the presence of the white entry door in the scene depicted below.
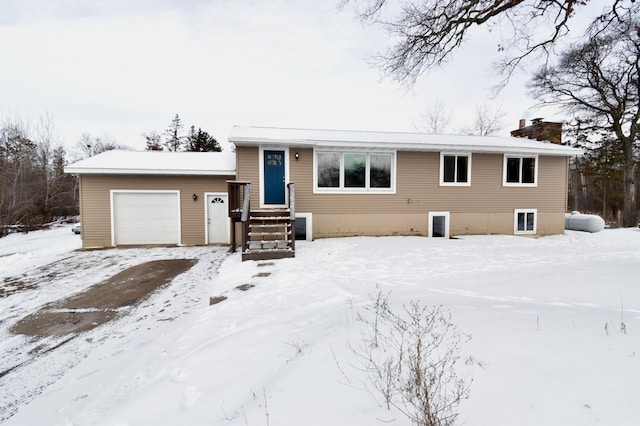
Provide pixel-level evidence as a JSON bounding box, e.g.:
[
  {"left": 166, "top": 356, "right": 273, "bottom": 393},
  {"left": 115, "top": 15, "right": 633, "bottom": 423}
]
[{"left": 207, "top": 193, "right": 230, "bottom": 244}]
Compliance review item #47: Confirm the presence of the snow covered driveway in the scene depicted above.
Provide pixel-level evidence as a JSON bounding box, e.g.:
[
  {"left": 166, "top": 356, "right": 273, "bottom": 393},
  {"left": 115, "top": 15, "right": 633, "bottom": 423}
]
[
  {"left": 2, "top": 227, "right": 640, "bottom": 425},
  {"left": 0, "top": 226, "right": 228, "bottom": 422}
]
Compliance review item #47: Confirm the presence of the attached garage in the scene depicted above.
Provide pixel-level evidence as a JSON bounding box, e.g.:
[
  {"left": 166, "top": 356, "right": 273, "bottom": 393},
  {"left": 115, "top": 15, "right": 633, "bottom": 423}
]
[
  {"left": 65, "top": 150, "right": 236, "bottom": 249},
  {"left": 111, "top": 191, "right": 181, "bottom": 245}
]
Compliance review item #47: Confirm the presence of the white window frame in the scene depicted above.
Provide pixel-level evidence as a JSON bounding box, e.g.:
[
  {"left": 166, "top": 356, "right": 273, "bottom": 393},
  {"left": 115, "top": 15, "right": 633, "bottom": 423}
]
[
  {"left": 428, "top": 211, "right": 450, "bottom": 238},
  {"left": 295, "top": 212, "right": 313, "bottom": 241},
  {"left": 514, "top": 208, "right": 537, "bottom": 235},
  {"left": 503, "top": 154, "right": 538, "bottom": 187},
  {"left": 313, "top": 149, "right": 396, "bottom": 194},
  {"left": 439, "top": 152, "right": 472, "bottom": 186}
]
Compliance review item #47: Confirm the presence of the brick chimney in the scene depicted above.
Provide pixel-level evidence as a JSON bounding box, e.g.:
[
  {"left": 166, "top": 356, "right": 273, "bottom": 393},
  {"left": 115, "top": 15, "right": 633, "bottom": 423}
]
[{"left": 510, "top": 118, "right": 563, "bottom": 144}]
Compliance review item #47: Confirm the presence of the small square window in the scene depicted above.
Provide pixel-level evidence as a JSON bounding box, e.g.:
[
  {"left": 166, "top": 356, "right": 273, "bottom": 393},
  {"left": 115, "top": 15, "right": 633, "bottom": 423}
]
[
  {"left": 440, "top": 153, "right": 471, "bottom": 186},
  {"left": 504, "top": 155, "right": 537, "bottom": 186},
  {"left": 514, "top": 209, "right": 537, "bottom": 234},
  {"left": 266, "top": 153, "right": 282, "bottom": 166}
]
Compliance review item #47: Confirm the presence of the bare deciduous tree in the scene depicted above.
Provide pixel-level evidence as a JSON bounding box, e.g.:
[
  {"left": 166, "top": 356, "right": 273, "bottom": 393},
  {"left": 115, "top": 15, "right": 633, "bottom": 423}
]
[
  {"left": 414, "top": 98, "right": 453, "bottom": 134},
  {"left": 0, "top": 115, "right": 79, "bottom": 233},
  {"left": 529, "top": 5, "right": 639, "bottom": 226},
  {"left": 459, "top": 104, "right": 506, "bottom": 136},
  {"left": 341, "top": 0, "right": 630, "bottom": 88},
  {"left": 73, "top": 133, "right": 129, "bottom": 161}
]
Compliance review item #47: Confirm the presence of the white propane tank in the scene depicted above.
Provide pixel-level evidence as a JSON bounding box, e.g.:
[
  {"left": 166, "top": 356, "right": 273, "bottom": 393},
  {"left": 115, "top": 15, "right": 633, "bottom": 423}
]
[{"left": 564, "top": 211, "right": 605, "bottom": 233}]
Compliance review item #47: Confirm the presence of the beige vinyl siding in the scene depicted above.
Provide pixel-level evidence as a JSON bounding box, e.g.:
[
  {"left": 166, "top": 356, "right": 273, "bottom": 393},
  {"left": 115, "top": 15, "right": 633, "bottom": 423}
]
[
  {"left": 78, "top": 174, "right": 233, "bottom": 248},
  {"left": 235, "top": 146, "right": 260, "bottom": 211},
  {"left": 238, "top": 146, "right": 569, "bottom": 237},
  {"left": 294, "top": 151, "right": 567, "bottom": 214}
]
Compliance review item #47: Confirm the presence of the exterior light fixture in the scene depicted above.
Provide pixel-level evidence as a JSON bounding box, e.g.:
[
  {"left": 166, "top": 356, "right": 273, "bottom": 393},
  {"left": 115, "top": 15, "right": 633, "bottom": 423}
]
[
  {"left": 295, "top": 152, "right": 300, "bottom": 160},
  {"left": 192, "top": 193, "right": 198, "bottom": 202}
]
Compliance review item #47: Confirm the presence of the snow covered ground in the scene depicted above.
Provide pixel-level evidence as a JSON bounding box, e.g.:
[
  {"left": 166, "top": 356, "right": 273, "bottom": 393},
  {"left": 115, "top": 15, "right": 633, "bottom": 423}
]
[
  {"left": 2, "top": 227, "right": 640, "bottom": 425},
  {"left": 0, "top": 226, "right": 228, "bottom": 423}
]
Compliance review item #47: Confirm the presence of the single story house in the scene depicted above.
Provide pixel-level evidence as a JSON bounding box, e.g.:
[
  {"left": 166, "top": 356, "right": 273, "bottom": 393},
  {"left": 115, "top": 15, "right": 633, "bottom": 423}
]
[{"left": 65, "top": 121, "right": 582, "bottom": 259}]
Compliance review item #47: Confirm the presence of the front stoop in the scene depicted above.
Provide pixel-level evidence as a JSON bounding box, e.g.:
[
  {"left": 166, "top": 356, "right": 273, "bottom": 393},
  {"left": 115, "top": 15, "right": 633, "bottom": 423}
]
[{"left": 242, "top": 209, "right": 295, "bottom": 261}]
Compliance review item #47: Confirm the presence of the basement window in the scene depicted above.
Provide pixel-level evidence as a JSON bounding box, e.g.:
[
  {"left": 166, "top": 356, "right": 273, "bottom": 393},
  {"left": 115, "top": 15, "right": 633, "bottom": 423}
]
[
  {"left": 295, "top": 213, "right": 313, "bottom": 241},
  {"left": 514, "top": 209, "right": 537, "bottom": 234}
]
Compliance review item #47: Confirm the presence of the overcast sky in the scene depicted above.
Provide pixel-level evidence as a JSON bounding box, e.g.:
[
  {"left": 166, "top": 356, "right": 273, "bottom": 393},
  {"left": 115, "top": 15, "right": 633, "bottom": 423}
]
[{"left": 0, "top": 0, "right": 600, "bottom": 152}]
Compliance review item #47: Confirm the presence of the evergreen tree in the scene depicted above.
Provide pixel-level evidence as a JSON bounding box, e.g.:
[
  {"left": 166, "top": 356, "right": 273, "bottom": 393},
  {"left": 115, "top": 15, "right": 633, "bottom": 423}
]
[
  {"left": 143, "top": 131, "right": 163, "bottom": 151},
  {"left": 566, "top": 119, "right": 624, "bottom": 221},
  {"left": 49, "top": 146, "right": 78, "bottom": 217},
  {"left": 143, "top": 115, "right": 221, "bottom": 152},
  {"left": 185, "top": 125, "right": 222, "bottom": 152},
  {"left": 164, "top": 114, "right": 184, "bottom": 151}
]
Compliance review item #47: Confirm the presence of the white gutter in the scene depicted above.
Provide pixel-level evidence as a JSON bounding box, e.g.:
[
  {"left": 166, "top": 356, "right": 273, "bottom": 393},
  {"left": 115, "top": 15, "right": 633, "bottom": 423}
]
[
  {"left": 64, "top": 167, "right": 236, "bottom": 175},
  {"left": 229, "top": 137, "right": 583, "bottom": 157}
]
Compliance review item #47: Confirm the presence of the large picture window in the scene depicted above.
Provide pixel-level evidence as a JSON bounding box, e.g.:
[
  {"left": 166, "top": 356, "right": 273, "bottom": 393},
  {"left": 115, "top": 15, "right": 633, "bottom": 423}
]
[
  {"left": 440, "top": 153, "right": 471, "bottom": 186},
  {"left": 315, "top": 151, "right": 395, "bottom": 192},
  {"left": 503, "top": 155, "right": 538, "bottom": 186}
]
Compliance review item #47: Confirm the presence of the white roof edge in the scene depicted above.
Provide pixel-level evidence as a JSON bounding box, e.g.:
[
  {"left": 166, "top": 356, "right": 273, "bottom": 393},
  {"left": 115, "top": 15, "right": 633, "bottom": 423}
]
[
  {"left": 64, "top": 149, "right": 237, "bottom": 175},
  {"left": 230, "top": 137, "right": 581, "bottom": 156},
  {"left": 314, "top": 142, "right": 578, "bottom": 156},
  {"left": 228, "top": 126, "right": 583, "bottom": 156},
  {"left": 63, "top": 167, "right": 235, "bottom": 175}
]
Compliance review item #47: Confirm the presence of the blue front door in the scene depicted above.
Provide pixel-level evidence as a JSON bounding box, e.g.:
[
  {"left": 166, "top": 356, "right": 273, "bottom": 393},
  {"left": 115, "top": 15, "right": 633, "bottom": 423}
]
[{"left": 264, "top": 150, "right": 285, "bottom": 204}]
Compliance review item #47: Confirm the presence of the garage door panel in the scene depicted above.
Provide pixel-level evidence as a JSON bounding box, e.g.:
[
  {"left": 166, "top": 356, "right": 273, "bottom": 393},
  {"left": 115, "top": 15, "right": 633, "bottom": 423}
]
[{"left": 113, "top": 192, "right": 180, "bottom": 245}]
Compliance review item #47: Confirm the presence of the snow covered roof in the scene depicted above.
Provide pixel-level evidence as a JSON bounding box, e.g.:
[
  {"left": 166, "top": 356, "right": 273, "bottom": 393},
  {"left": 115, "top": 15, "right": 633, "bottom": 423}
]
[
  {"left": 64, "top": 150, "right": 236, "bottom": 175},
  {"left": 229, "top": 126, "right": 583, "bottom": 156}
]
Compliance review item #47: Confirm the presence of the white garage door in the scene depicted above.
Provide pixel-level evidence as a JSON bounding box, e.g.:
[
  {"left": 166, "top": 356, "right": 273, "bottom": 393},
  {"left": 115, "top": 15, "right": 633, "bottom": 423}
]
[{"left": 112, "top": 191, "right": 180, "bottom": 245}]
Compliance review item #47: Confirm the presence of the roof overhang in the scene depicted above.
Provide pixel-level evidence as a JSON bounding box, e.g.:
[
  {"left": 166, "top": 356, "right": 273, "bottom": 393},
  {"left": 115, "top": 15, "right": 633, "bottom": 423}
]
[
  {"left": 63, "top": 167, "right": 236, "bottom": 176},
  {"left": 229, "top": 126, "right": 583, "bottom": 157},
  {"left": 64, "top": 150, "right": 237, "bottom": 175}
]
